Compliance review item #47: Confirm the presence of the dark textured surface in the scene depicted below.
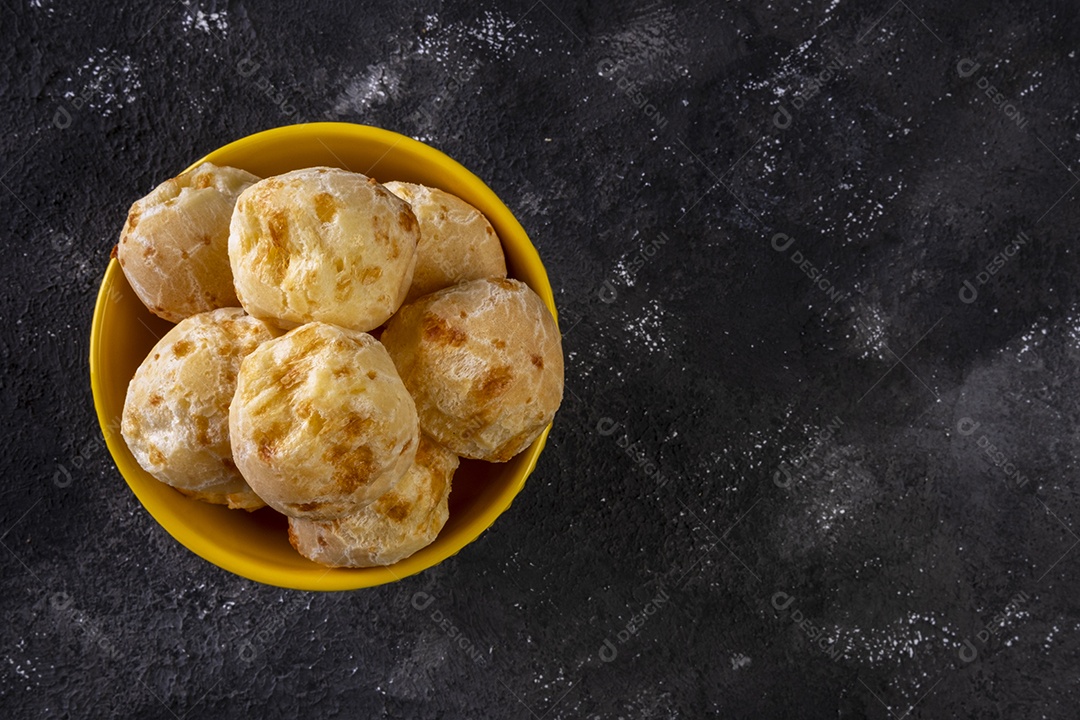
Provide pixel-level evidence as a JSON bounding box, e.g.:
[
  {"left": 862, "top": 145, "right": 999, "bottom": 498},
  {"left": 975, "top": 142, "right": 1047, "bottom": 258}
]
[{"left": 2, "top": 0, "right": 1080, "bottom": 717}]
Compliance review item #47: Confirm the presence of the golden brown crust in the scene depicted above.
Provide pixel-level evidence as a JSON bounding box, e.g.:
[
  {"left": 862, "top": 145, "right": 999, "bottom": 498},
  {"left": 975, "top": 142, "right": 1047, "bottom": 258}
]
[
  {"left": 229, "top": 322, "right": 419, "bottom": 519},
  {"left": 381, "top": 278, "right": 564, "bottom": 462},
  {"left": 228, "top": 168, "right": 419, "bottom": 332},
  {"left": 288, "top": 435, "right": 457, "bottom": 567},
  {"left": 382, "top": 182, "right": 507, "bottom": 303},
  {"left": 120, "top": 308, "right": 276, "bottom": 509},
  {"left": 174, "top": 484, "right": 266, "bottom": 511},
  {"left": 118, "top": 163, "right": 259, "bottom": 323}
]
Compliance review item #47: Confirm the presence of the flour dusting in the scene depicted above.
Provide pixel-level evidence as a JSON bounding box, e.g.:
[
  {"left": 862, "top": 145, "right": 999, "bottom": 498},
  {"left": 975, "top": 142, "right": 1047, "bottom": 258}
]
[
  {"left": 331, "top": 9, "right": 535, "bottom": 120},
  {"left": 332, "top": 62, "right": 404, "bottom": 115},
  {"left": 62, "top": 50, "right": 142, "bottom": 116},
  {"left": 181, "top": 8, "right": 229, "bottom": 35},
  {"left": 624, "top": 299, "right": 673, "bottom": 357}
]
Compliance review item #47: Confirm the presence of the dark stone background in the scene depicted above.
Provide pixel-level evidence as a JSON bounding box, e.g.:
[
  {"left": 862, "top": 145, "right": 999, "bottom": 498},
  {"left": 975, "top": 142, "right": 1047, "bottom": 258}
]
[{"left": 2, "top": 0, "right": 1079, "bottom": 717}]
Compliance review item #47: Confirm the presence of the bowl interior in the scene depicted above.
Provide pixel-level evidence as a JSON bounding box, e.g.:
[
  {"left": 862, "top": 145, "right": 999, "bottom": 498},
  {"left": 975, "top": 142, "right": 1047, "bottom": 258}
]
[{"left": 90, "top": 123, "right": 556, "bottom": 590}]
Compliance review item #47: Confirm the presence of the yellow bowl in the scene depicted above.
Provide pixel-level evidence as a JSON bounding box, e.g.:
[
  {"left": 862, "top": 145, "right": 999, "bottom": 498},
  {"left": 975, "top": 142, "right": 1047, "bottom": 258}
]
[{"left": 90, "top": 122, "right": 557, "bottom": 591}]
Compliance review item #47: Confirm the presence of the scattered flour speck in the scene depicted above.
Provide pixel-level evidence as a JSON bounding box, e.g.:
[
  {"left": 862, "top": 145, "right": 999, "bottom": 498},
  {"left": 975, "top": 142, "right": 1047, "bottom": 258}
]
[
  {"left": 624, "top": 299, "right": 672, "bottom": 357},
  {"left": 181, "top": 8, "right": 229, "bottom": 35},
  {"left": 62, "top": 50, "right": 142, "bottom": 116}
]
